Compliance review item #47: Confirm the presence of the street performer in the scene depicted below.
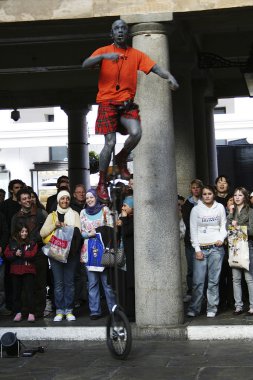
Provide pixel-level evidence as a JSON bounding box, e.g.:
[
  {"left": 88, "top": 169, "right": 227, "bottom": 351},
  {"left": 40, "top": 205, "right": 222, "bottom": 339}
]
[{"left": 82, "top": 19, "right": 179, "bottom": 202}]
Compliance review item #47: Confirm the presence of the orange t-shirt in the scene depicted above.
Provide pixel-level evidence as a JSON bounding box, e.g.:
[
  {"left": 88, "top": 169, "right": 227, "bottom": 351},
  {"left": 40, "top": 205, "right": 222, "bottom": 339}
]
[{"left": 90, "top": 44, "right": 156, "bottom": 103}]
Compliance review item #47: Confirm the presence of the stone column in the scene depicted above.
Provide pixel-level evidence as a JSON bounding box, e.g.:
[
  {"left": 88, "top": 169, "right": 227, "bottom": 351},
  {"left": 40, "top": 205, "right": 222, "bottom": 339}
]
[
  {"left": 62, "top": 106, "right": 91, "bottom": 192},
  {"left": 131, "top": 22, "right": 184, "bottom": 329},
  {"left": 205, "top": 97, "right": 218, "bottom": 184}
]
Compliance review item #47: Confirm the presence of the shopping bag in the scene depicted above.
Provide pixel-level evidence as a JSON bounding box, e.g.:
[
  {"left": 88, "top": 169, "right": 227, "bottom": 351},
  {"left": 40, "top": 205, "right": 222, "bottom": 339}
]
[
  {"left": 86, "top": 233, "right": 105, "bottom": 272},
  {"left": 42, "top": 226, "right": 74, "bottom": 263},
  {"left": 228, "top": 225, "right": 249, "bottom": 270}
]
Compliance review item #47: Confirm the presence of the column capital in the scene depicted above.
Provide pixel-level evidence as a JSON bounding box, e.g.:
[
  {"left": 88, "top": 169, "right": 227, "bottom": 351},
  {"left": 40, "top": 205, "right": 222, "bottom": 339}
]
[{"left": 131, "top": 22, "right": 167, "bottom": 37}]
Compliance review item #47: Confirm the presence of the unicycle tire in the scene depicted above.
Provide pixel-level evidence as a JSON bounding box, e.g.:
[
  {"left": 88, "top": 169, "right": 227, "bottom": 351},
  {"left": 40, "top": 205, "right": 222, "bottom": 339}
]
[{"left": 106, "top": 308, "right": 132, "bottom": 360}]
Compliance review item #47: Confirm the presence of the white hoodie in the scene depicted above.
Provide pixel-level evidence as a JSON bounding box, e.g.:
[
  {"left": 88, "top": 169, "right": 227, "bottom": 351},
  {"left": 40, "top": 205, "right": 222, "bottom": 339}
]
[{"left": 190, "top": 200, "right": 227, "bottom": 252}]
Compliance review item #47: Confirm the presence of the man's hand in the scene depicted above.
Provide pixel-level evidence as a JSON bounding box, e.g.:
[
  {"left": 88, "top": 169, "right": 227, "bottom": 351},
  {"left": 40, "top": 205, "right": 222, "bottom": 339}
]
[
  {"left": 168, "top": 74, "right": 179, "bottom": 91},
  {"left": 102, "top": 53, "right": 123, "bottom": 62},
  {"left": 151, "top": 64, "right": 179, "bottom": 91}
]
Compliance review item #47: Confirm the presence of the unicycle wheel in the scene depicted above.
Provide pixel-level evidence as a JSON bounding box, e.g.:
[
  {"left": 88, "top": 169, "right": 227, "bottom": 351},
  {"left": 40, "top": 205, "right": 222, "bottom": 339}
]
[{"left": 106, "top": 308, "right": 132, "bottom": 360}]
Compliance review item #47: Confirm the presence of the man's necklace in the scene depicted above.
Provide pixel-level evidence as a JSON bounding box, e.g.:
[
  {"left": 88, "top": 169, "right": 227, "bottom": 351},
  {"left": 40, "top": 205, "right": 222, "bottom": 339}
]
[{"left": 113, "top": 44, "right": 128, "bottom": 91}]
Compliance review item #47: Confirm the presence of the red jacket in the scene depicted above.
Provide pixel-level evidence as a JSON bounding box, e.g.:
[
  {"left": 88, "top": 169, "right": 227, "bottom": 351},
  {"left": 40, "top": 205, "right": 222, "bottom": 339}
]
[{"left": 4, "top": 239, "right": 37, "bottom": 275}]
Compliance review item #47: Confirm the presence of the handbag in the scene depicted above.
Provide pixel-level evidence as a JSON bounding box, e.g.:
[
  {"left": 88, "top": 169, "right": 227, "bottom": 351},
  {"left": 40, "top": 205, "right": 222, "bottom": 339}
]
[
  {"left": 228, "top": 225, "right": 249, "bottom": 270},
  {"left": 42, "top": 225, "right": 74, "bottom": 263},
  {"left": 101, "top": 246, "right": 125, "bottom": 267},
  {"left": 42, "top": 212, "right": 57, "bottom": 244}
]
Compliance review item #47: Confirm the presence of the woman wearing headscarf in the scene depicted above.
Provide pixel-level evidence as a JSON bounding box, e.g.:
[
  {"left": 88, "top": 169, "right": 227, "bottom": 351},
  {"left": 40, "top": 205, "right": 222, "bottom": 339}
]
[
  {"left": 40, "top": 190, "right": 81, "bottom": 322},
  {"left": 80, "top": 189, "right": 116, "bottom": 320}
]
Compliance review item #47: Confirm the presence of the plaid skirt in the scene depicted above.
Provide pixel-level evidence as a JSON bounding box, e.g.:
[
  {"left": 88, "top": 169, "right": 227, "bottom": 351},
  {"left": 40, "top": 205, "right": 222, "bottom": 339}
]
[{"left": 95, "top": 101, "right": 140, "bottom": 135}]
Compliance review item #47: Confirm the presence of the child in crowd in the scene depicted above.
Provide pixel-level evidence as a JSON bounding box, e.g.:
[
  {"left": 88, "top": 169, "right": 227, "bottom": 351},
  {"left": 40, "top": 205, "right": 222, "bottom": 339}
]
[{"left": 4, "top": 224, "right": 38, "bottom": 322}]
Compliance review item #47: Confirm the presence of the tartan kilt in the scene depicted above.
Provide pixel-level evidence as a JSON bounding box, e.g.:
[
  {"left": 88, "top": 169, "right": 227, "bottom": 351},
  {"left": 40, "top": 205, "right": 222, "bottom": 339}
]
[{"left": 95, "top": 101, "right": 140, "bottom": 135}]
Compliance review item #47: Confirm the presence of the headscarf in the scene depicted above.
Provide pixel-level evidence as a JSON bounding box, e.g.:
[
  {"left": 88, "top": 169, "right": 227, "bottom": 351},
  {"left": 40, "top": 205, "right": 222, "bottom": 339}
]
[
  {"left": 85, "top": 188, "right": 104, "bottom": 215},
  {"left": 123, "top": 196, "right": 134, "bottom": 209}
]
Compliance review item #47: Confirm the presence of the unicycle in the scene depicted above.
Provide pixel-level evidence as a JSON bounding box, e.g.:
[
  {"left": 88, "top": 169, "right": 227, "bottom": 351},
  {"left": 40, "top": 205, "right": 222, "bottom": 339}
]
[
  {"left": 106, "top": 304, "right": 132, "bottom": 359},
  {"left": 106, "top": 149, "right": 132, "bottom": 360}
]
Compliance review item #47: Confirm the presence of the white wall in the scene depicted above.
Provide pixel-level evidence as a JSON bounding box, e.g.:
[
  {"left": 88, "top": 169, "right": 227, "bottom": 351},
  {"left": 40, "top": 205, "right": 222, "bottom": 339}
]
[
  {"left": 0, "top": 146, "right": 49, "bottom": 187},
  {"left": 215, "top": 97, "right": 253, "bottom": 143}
]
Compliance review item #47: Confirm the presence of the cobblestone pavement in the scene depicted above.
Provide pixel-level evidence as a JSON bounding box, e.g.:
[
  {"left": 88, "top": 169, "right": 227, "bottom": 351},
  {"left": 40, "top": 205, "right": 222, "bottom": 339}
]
[{"left": 1, "top": 339, "right": 253, "bottom": 380}]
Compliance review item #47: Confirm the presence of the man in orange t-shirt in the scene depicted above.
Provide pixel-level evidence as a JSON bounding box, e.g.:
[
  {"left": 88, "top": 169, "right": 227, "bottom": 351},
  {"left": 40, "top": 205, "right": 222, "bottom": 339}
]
[{"left": 82, "top": 19, "right": 178, "bottom": 202}]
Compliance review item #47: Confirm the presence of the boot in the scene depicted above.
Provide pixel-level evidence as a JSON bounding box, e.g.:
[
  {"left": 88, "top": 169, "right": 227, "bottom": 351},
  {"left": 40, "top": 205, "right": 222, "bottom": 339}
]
[
  {"left": 115, "top": 149, "right": 131, "bottom": 180},
  {"left": 97, "top": 171, "right": 110, "bottom": 203}
]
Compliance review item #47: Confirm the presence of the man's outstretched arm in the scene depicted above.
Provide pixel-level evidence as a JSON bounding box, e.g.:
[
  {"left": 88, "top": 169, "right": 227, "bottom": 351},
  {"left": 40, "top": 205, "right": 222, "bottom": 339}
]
[{"left": 151, "top": 64, "right": 179, "bottom": 91}]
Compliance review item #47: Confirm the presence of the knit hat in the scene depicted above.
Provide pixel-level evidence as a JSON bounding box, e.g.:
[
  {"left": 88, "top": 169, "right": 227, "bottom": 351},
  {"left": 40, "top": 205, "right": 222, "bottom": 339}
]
[
  {"left": 123, "top": 196, "right": 134, "bottom": 209},
  {"left": 57, "top": 190, "right": 71, "bottom": 203}
]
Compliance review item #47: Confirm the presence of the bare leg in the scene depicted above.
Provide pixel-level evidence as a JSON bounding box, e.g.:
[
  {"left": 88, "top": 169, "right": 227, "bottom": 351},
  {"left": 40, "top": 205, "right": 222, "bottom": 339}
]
[
  {"left": 97, "top": 132, "right": 116, "bottom": 202},
  {"left": 99, "top": 133, "right": 116, "bottom": 172},
  {"left": 120, "top": 117, "right": 142, "bottom": 153},
  {"left": 114, "top": 117, "right": 142, "bottom": 179}
]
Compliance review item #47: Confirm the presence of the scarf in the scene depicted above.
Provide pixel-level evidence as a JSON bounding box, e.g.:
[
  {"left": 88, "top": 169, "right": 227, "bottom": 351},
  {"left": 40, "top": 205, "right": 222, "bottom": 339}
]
[
  {"left": 85, "top": 188, "right": 104, "bottom": 216},
  {"left": 56, "top": 206, "right": 76, "bottom": 226}
]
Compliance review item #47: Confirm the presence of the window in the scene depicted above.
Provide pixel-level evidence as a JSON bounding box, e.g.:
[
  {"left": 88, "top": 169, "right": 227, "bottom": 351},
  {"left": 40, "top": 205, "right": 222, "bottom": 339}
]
[
  {"left": 214, "top": 107, "right": 226, "bottom": 114},
  {"left": 45, "top": 114, "right": 54, "bottom": 122},
  {"left": 49, "top": 146, "right": 68, "bottom": 161}
]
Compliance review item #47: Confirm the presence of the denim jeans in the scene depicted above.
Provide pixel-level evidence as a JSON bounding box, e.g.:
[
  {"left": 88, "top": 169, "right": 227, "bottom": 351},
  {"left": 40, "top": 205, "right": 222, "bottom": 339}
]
[
  {"left": 86, "top": 269, "right": 116, "bottom": 316},
  {"left": 184, "top": 245, "right": 195, "bottom": 294},
  {"left": 188, "top": 246, "right": 225, "bottom": 315},
  {"left": 50, "top": 254, "right": 77, "bottom": 314},
  {"left": 232, "top": 241, "right": 253, "bottom": 310}
]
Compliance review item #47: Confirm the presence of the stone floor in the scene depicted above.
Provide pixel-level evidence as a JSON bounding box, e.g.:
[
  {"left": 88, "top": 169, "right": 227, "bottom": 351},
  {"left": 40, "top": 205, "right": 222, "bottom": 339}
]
[{"left": 1, "top": 339, "right": 253, "bottom": 379}]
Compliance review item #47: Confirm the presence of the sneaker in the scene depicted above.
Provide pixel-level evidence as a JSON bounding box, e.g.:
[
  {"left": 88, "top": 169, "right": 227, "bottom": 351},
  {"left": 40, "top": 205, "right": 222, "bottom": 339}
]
[
  {"left": 233, "top": 308, "right": 243, "bottom": 316},
  {"left": 183, "top": 294, "right": 192, "bottom": 303},
  {"left": 66, "top": 313, "right": 76, "bottom": 321},
  {"left": 53, "top": 313, "right": 64, "bottom": 322},
  {"left": 187, "top": 311, "right": 196, "bottom": 317},
  {"left": 27, "top": 313, "right": 35, "bottom": 322},
  {"left": 13, "top": 312, "right": 22, "bottom": 322},
  {"left": 207, "top": 312, "right": 216, "bottom": 318}
]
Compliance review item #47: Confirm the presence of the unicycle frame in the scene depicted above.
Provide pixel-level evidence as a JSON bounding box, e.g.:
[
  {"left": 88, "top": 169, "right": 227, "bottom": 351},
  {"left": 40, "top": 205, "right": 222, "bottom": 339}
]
[{"left": 106, "top": 147, "right": 132, "bottom": 360}]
